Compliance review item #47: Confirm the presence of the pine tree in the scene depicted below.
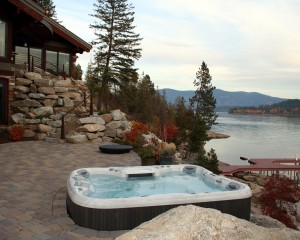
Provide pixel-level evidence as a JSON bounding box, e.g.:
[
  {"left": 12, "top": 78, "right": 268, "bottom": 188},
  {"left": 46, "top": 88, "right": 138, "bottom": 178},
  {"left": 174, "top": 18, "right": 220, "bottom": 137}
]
[
  {"left": 33, "top": 0, "right": 58, "bottom": 20},
  {"left": 90, "top": 0, "right": 142, "bottom": 110},
  {"left": 189, "top": 62, "right": 220, "bottom": 174},
  {"left": 189, "top": 61, "right": 217, "bottom": 131}
]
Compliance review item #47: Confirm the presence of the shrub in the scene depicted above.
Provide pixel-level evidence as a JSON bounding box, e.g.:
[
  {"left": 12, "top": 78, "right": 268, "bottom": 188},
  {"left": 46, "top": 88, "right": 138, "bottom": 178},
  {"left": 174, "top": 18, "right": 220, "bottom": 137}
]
[
  {"left": 259, "top": 174, "right": 300, "bottom": 229},
  {"left": 161, "top": 124, "right": 178, "bottom": 142},
  {"left": 9, "top": 125, "right": 25, "bottom": 141},
  {"left": 124, "top": 121, "right": 149, "bottom": 143}
]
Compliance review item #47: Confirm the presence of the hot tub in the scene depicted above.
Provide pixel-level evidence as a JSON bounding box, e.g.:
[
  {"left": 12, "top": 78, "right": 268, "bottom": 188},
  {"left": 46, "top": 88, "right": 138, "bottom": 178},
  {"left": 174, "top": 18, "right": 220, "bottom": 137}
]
[{"left": 66, "top": 165, "right": 252, "bottom": 230}]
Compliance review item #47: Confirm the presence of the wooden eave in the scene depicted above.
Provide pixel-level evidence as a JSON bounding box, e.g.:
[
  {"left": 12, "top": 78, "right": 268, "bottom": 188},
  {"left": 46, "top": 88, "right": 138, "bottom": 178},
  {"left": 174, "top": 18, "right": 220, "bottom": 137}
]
[{"left": 7, "top": 0, "right": 92, "bottom": 53}]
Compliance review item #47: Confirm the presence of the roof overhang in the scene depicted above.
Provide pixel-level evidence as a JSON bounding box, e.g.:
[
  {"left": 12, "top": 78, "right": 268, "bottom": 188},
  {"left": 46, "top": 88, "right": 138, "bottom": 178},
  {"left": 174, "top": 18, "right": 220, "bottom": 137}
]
[{"left": 8, "top": 0, "right": 92, "bottom": 53}]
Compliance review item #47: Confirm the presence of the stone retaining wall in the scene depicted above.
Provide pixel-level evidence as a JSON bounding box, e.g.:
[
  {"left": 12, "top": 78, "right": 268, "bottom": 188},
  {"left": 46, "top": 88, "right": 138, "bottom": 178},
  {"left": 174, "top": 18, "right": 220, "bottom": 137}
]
[{"left": 9, "top": 70, "right": 130, "bottom": 143}]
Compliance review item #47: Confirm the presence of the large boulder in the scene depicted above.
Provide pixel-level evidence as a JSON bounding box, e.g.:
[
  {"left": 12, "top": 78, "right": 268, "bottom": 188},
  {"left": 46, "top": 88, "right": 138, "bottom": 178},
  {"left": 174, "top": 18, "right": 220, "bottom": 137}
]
[
  {"left": 38, "top": 87, "right": 55, "bottom": 95},
  {"left": 13, "top": 86, "right": 29, "bottom": 93},
  {"left": 66, "top": 134, "right": 88, "bottom": 144},
  {"left": 25, "top": 72, "right": 42, "bottom": 81},
  {"left": 11, "top": 99, "right": 42, "bottom": 108},
  {"left": 76, "top": 124, "right": 105, "bottom": 133},
  {"left": 78, "top": 116, "right": 105, "bottom": 125},
  {"left": 111, "top": 109, "right": 126, "bottom": 121},
  {"left": 117, "top": 205, "right": 300, "bottom": 240},
  {"left": 15, "top": 78, "right": 33, "bottom": 86},
  {"left": 32, "top": 106, "right": 54, "bottom": 117}
]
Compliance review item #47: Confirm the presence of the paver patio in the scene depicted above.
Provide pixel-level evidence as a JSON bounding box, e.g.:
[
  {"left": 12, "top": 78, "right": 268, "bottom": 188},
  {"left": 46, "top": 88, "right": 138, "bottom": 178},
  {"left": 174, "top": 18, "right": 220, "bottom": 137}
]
[{"left": 0, "top": 141, "right": 140, "bottom": 240}]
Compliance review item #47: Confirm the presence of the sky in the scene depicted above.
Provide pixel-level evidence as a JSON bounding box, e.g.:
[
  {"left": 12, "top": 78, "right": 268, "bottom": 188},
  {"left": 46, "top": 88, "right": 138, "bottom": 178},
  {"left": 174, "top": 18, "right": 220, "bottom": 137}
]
[{"left": 56, "top": 0, "right": 300, "bottom": 99}]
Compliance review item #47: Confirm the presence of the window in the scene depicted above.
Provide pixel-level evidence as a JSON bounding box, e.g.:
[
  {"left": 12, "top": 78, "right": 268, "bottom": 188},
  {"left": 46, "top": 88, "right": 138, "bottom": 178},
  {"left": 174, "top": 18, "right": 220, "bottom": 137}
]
[
  {"left": 30, "top": 48, "right": 42, "bottom": 69},
  {"left": 59, "top": 52, "right": 70, "bottom": 75},
  {"left": 15, "top": 46, "right": 28, "bottom": 65},
  {"left": 46, "top": 50, "right": 58, "bottom": 74},
  {"left": 0, "top": 20, "right": 7, "bottom": 57},
  {"left": 46, "top": 50, "right": 70, "bottom": 75}
]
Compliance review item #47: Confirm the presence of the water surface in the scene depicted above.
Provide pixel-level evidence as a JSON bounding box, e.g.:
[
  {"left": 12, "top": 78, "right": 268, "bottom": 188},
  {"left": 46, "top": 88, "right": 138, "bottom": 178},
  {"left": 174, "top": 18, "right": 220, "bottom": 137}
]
[{"left": 205, "top": 113, "right": 300, "bottom": 165}]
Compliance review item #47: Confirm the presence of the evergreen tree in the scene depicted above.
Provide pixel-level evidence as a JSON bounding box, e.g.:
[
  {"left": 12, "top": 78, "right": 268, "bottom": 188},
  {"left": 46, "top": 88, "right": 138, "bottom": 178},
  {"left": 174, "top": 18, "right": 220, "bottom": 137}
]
[
  {"left": 189, "top": 61, "right": 217, "bottom": 130},
  {"left": 90, "top": 0, "right": 142, "bottom": 110},
  {"left": 136, "top": 74, "right": 155, "bottom": 123},
  {"left": 33, "top": 0, "right": 58, "bottom": 20},
  {"left": 189, "top": 62, "right": 220, "bottom": 174}
]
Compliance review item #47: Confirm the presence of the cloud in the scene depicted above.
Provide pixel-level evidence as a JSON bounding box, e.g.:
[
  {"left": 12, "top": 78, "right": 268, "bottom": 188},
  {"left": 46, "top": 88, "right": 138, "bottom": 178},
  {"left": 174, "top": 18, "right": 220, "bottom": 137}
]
[{"left": 57, "top": 0, "right": 300, "bottom": 98}]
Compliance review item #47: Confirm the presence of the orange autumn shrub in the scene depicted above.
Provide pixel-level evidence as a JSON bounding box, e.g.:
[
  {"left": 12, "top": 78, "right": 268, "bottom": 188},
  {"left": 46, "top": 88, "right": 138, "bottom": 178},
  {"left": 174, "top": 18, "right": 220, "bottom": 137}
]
[
  {"left": 124, "top": 121, "right": 149, "bottom": 143},
  {"left": 9, "top": 125, "right": 25, "bottom": 141},
  {"left": 162, "top": 124, "right": 178, "bottom": 142}
]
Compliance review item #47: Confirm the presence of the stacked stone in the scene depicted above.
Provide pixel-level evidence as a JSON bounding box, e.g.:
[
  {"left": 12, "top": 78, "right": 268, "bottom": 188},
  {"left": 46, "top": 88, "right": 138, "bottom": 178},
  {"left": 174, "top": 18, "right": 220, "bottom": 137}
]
[
  {"left": 10, "top": 71, "right": 88, "bottom": 140},
  {"left": 67, "top": 109, "right": 130, "bottom": 144},
  {"left": 10, "top": 71, "right": 131, "bottom": 143}
]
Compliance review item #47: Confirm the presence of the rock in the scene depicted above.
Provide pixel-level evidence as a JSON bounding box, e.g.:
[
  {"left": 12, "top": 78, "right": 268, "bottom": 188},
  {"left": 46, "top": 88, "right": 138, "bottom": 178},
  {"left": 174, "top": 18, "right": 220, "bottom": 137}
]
[
  {"left": 54, "top": 79, "right": 73, "bottom": 87},
  {"left": 50, "top": 114, "right": 61, "bottom": 120},
  {"left": 38, "top": 87, "right": 55, "bottom": 95},
  {"left": 24, "top": 119, "right": 41, "bottom": 124},
  {"left": 28, "top": 93, "right": 46, "bottom": 99},
  {"left": 43, "top": 99, "right": 56, "bottom": 107},
  {"left": 13, "top": 86, "right": 29, "bottom": 93},
  {"left": 11, "top": 99, "right": 42, "bottom": 108},
  {"left": 104, "top": 127, "right": 116, "bottom": 138},
  {"left": 36, "top": 133, "right": 47, "bottom": 140},
  {"left": 86, "top": 132, "right": 99, "bottom": 140},
  {"left": 78, "top": 116, "right": 105, "bottom": 125},
  {"left": 32, "top": 106, "right": 54, "bottom": 117},
  {"left": 66, "top": 134, "right": 88, "bottom": 144},
  {"left": 243, "top": 175, "right": 257, "bottom": 182},
  {"left": 54, "top": 87, "right": 68, "bottom": 93},
  {"left": 33, "top": 78, "right": 52, "bottom": 87},
  {"left": 29, "top": 84, "right": 37, "bottom": 93},
  {"left": 250, "top": 214, "right": 286, "bottom": 228},
  {"left": 63, "top": 97, "right": 74, "bottom": 107},
  {"left": 15, "top": 78, "right": 32, "bottom": 86},
  {"left": 38, "top": 124, "right": 52, "bottom": 133},
  {"left": 57, "top": 92, "right": 81, "bottom": 100},
  {"left": 45, "top": 95, "right": 59, "bottom": 99},
  {"left": 106, "top": 121, "right": 122, "bottom": 129},
  {"left": 117, "top": 205, "right": 300, "bottom": 240},
  {"left": 207, "top": 130, "right": 230, "bottom": 139},
  {"left": 23, "top": 129, "right": 36, "bottom": 138},
  {"left": 14, "top": 92, "right": 29, "bottom": 100},
  {"left": 116, "top": 129, "right": 124, "bottom": 138},
  {"left": 11, "top": 106, "right": 29, "bottom": 114},
  {"left": 11, "top": 113, "right": 25, "bottom": 124},
  {"left": 25, "top": 72, "right": 42, "bottom": 81},
  {"left": 90, "top": 137, "right": 103, "bottom": 143},
  {"left": 102, "top": 136, "right": 113, "bottom": 142},
  {"left": 255, "top": 177, "right": 268, "bottom": 186},
  {"left": 111, "top": 109, "right": 126, "bottom": 121},
  {"left": 50, "top": 120, "right": 62, "bottom": 128},
  {"left": 76, "top": 124, "right": 105, "bottom": 133},
  {"left": 26, "top": 112, "right": 36, "bottom": 119},
  {"left": 100, "top": 113, "right": 113, "bottom": 123}
]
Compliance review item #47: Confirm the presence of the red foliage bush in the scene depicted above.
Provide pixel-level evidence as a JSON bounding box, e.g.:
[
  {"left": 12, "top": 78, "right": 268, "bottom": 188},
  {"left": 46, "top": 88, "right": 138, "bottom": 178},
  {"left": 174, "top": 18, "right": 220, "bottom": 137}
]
[
  {"left": 162, "top": 124, "right": 178, "bottom": 142},
  {"left": 259, "top": 174, "right": 300, "bottom": 229},
  {"left": 8, "top": 125, "right": 25, "bottom": 141},
  {"left": 124, "top": 121, "right": 149, "bottom": 143}
]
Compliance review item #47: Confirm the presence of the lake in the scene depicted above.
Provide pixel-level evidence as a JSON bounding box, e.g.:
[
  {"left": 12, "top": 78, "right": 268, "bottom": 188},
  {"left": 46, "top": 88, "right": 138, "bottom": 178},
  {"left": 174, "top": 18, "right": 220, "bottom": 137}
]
[{"left": 205, "top": 112, "right": 300, "bottom": 166}]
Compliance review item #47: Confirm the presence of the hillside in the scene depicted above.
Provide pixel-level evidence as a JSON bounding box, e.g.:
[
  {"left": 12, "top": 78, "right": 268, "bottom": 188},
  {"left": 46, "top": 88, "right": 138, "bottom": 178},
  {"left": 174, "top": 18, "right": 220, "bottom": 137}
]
[
  {"left": 160, "top": 88, "right": 285, "bottom": 110},
  {"left": 229, "top": 99, "right": 300, "bottom": 115}
]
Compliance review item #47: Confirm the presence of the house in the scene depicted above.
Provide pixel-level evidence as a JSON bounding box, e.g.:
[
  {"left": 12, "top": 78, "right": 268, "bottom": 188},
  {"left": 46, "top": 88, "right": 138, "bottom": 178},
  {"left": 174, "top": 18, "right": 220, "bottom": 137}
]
[{"left": 0, "top": 0, "right": 92, "bottom": 125}]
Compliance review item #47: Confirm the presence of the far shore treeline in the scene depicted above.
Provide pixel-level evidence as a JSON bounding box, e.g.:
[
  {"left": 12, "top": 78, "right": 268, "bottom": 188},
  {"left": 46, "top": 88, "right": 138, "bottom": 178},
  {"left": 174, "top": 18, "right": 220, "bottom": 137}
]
[{"left": 229, "top": 99, "right": 300, "bottom": 115}]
